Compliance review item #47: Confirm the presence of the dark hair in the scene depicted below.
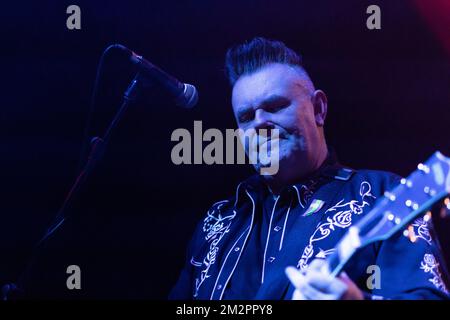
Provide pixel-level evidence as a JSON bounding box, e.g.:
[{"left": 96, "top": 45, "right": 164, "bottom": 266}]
[{"left": 225, "top": 37, "right": 306, "bottom": 86}]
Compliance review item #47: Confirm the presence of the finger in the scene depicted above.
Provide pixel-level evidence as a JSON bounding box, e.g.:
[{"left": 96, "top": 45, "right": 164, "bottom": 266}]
[
  {"left": 298, "top": 279, "right": 331, "bottom": 300},
  {"left": 301, "top": 280, "right": 346, "bottom": 300},
  {"left": 288, "top": 263, "right": 348, "bottom": 299},
  {"left": 308, "top": 258, "right": 330, "bottom": 275},
  {"left": 304, "top": 269, "right": 335, "bottom": 291},
  {"left": 326, "top": 277, "right": 348, "bottom": 298},
  {"left": 285, "top": 266, "right": 306, "bottom": 289},
  {"left": 292, "top": 288, "right": 307, "bottom": 300},
  {"left": 337, "top": 272, "right": 363, "bottom": 300},
  {"left": 338, "top": 272, "right": 351, "bottom": 284},
  {"left": 335, "top": 272, "right": 352, "bottom": 292},
  {"left": 308, "top": 269, "right": 348, "bottom": 295},
  {"left": 286, "top": 266, "right": 336, "bottom": 300},
  {"left": 308, "top": 258, "right": 326, "bottom": 269}
]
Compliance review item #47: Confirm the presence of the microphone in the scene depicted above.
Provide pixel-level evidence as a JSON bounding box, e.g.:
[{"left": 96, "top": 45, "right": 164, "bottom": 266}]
[{"left": 114, "top": 44, "right": 198, "bottom": 109}]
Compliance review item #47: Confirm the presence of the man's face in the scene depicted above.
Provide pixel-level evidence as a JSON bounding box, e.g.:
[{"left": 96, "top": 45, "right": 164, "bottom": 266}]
[{"left": 231, "top": 63, "right": 325, "bottom": 180}]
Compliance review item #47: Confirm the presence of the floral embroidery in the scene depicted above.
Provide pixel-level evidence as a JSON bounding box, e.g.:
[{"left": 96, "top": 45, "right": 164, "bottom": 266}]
[
  {"left": 297, "top": 181, "right": 375, "bottom": 270},
  {"left": 299, "top": 185, "right": 313, "bottom": 208},
  {"left": 294, "top": 177, "right": 322, "bottom": 208},
  {"left": 410, "top": 217, "right": 432, "bottom": 245},
  {"left": 420, "top": 253, "right": 449, "bottom": 294},
  {"left": 191, "top": 200, "right": 236, "bottom": 297},
  {"left": 315, "top": 248, "right": 336, "bottom": 259}
]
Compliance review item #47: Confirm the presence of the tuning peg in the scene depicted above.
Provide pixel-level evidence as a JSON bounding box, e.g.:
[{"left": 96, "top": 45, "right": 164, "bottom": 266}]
[
  {"left": 384, "top": 191, "right": 396, "bottom": 201},
  {"left": 405, "top": 200, "right": 419, "bottom": 211},
  {"left": 400, "top": 178, "right": 413, "bottom": 188},
  {"left": 386, "top": 211, "right": 395, "bottom": 221},
  {"left": 386, "top": 211, "right": 401, "bottom": 224},
  {"left": 417, "top": 163, "right": 430, "bottom": 174},
  {"left": 423, "top": 186, "right": 437, "bottom": 197}
]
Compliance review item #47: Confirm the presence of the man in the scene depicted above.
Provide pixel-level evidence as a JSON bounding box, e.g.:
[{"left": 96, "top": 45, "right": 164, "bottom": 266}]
[{"left": 170, "top": 37, "right": 449, "bottom": 300}]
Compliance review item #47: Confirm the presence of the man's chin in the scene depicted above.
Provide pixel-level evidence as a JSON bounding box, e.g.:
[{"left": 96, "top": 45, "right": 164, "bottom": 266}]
[{"left": 252, "top": 156, "right": 285, "bottom": 177}]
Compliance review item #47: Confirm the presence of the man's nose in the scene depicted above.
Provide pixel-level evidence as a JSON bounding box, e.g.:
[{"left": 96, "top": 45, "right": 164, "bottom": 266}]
[{"left": 253, "top": 109, "right": 273, "bottom": 130}]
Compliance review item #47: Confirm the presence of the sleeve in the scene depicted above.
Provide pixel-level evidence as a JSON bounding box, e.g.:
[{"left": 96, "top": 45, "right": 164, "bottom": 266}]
[
  {"left": 367, "top": 215, "right": 450, "bottom": 300},
  {"left": 168, "top": 219, "right": 203, "bottom": 300},
  {"left": 168, "top": 199, "right": 232, "bottom": 300},
  {"left": 352, "top": 171, "right": 450, "bottom": 300}
]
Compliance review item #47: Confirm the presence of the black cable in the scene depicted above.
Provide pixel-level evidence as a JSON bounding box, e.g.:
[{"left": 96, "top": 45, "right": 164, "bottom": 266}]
[{"left": 77, "top": 44, "right": 127, "bottom": 171}]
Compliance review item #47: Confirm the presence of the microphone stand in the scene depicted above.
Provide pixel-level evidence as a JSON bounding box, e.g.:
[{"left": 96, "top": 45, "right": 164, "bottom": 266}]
[
  {"left": 2, "top": 74, "right": 143, "bottom": 300},
  {"left": 38, "top": 75, "right": 141, "bottom": 246}
]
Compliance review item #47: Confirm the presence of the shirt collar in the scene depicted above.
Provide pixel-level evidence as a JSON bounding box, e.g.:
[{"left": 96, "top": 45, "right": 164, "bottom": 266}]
[{"left": 234, "top": 147, "right": 351, "bottom": 208}]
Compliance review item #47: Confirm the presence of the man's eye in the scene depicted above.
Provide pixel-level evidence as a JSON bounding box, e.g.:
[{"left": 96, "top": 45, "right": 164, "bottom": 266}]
[
  {"left": 239, "top": 113, "right": 253, "bottom": 123},
  {"left": 270, "top": 103, "right": 288, "bottom": 112}
]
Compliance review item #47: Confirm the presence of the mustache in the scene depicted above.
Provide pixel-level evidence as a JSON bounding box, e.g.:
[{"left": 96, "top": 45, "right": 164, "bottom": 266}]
[{"left": 248, "top": 130, "right": 284, "bottom": 152}]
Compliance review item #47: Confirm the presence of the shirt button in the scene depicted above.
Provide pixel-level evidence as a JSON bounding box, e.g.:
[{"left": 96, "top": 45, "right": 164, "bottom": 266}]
[
  {"left": 217, "top": 285, "right": 223, "bottom": 290},
  {"left": 273, "top": 226, "right": 282, "bottom": 232},
  {"left": 234, "top": 247, "right": 240, "bottom": 252},
  {"left": 267, "top": 257, "right": 276, "bottom": 263}
]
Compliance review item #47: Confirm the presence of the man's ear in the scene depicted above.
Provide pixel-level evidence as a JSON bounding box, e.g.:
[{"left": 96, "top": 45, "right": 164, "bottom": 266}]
[{"left": 311, "top": 90, "right": 328, "bottom": 126}]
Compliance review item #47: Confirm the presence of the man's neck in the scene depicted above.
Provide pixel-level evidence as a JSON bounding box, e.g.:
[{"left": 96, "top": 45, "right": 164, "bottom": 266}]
[{"left": 263, "top": 150, "right": 329, "bottom": 196}]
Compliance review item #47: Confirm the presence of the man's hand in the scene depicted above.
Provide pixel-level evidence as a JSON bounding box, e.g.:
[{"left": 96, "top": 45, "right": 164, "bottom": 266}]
[{"left": 285, "top": 259, "right": 364, "bottom": 300}]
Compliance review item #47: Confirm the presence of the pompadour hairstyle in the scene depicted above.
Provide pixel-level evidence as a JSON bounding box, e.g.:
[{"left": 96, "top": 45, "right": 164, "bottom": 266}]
[{"left": 225, "top": 37, "right": 306, "bottom": 86}]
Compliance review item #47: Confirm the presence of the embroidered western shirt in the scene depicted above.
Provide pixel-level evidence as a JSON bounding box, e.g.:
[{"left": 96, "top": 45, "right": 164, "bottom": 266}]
[{"left": 170, "top": 158, "right": 450, "bottom": 300}]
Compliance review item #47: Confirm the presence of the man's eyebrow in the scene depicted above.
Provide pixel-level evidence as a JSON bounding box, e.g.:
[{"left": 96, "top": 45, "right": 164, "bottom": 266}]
[
  {"left": 236, "top": 105, "right": 252, "bottom": 118},
  {"left": 259, "top": 94, "right": 289, "bottom": 107},
  {"left": 237, "top": 95, "right": 289, "bottom": 114},
  {"left": 236, "top": 95, "right": 290, "bottom": 119}
]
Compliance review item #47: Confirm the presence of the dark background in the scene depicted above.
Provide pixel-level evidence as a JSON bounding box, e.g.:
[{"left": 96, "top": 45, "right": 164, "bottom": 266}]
[{"left": 0, "top": 0, "right": 449, "bottom": 299}]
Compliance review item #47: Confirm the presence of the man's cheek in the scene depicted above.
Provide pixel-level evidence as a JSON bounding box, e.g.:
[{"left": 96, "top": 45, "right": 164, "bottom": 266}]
[{"left": 279, "top": 139, "right": 294, "bottom": 156}]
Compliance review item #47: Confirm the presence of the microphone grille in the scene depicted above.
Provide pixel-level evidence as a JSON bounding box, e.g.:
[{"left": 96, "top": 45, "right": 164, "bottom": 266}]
[{"left": 176, "top": 83, "right": 199, "bottom": 109}]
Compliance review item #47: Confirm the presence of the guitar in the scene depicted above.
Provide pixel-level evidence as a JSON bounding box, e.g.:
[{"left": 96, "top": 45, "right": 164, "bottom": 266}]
[{"left": 326, "top": 151, "right": 450, "bottom": 278}]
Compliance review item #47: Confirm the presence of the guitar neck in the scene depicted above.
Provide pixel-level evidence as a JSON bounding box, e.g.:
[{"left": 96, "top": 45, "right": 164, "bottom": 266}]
[
  {"left": 324, "top": 151, "right": 450, "bottom": 278},
  {"left": 325, "top": 225, "right": 363, "bottom": 277},
  {"left": 326, "top": 249, "right": 345, "bottom": 277}
]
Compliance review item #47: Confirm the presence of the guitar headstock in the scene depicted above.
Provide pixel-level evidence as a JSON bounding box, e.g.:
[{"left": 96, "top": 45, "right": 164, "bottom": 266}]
[{"left": 329, "top": 151, "right": 450, "bottom": 277}]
